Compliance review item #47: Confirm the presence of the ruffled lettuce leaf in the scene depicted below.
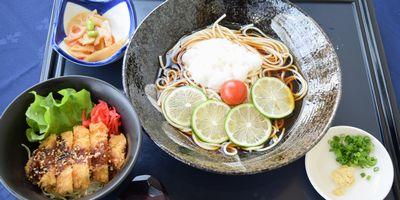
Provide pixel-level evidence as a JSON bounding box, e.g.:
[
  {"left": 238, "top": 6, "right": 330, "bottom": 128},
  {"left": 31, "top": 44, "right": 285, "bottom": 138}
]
[{"left": 25, "top": 88, "right": 92, "bottom": 142}]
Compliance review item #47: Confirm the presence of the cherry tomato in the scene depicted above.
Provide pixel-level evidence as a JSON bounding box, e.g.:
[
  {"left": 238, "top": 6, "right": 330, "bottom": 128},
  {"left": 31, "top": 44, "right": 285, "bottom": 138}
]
[{"left": 220, "top": 80, "right": 248, "bottom": 106}]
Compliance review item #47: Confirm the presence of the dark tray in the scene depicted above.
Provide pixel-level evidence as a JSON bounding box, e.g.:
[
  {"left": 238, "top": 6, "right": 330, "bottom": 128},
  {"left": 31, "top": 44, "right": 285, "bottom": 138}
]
[{"left": 40, "top": 0, "right": 400, "bottom": 199}]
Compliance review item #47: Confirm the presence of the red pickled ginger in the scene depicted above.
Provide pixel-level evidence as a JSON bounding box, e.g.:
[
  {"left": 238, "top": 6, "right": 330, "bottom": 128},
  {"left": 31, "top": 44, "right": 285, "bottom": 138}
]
[{"left": 82, "top": 100, "right": 121, "bottom": 135}]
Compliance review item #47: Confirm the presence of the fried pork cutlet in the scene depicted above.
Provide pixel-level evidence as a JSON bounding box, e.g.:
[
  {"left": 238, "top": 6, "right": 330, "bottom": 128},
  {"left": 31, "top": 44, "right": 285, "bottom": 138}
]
[
  {"left": 55, "top": 131, "right": 74, "bottom": 195},
  {"left": 25, "top": 123, "right": 127, "bottom": 197},
  {"left": 25, "top": 134, "right": 57, "bottom": 191},
  {"left": 89, "top": 122, "right": 109, "bottom": 183},
  {"left": 109, "top": 134, "right": 127, "bottom": 171},
  {"left": 72, "top": 125, "right": 91, "bottom": 191}
]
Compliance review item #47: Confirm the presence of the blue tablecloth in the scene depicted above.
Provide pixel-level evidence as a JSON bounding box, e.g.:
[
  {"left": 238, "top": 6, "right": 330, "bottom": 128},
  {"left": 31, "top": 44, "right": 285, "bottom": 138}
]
[
  {"left": 0, "top": 0, "right": 399, "bottom": 199},
  {"left": 373, "top": 0, "right": 400, "bottom": 102},
  {"left": 0, "top": 1, "right": 51, "bottom": 199}
]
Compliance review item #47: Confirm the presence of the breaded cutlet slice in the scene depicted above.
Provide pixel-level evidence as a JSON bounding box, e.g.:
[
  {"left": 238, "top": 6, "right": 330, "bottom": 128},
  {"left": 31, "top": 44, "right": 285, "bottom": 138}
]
[
  {"left": 108, "top": 134, "right": 127, "bottom": 171},
  {"left": 25, "top": 134, "right": 57, "bottom": 191},
  {"left": 56, "top": 166, "right": 74, "bottom": 195},
  {"left": 55, "top": 131, "right": 74, "bottom": 195},
  {"left": 72, "top": 125, "right": 91, "bottom": 191},
  {"left": 89, "top": 122, "right": 109, "bottom": 183},
  {"left": 40, "top": 134, "right": 57, "bottom": 149},
  {"left": 61, "top": 130, "right": 73, "bottom": 148}
]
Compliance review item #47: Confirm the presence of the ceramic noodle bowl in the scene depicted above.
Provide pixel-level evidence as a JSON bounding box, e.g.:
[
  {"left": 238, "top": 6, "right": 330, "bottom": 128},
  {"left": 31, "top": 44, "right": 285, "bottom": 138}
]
[{"left": 123, "top": 0, "right": 341, "bottom": 174}]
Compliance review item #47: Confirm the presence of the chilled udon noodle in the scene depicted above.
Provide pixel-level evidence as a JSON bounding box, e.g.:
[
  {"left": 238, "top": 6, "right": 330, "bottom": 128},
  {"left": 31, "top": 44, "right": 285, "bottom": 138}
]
[{"left": 155, "top": 14, "right": 308, "bottom": 155}]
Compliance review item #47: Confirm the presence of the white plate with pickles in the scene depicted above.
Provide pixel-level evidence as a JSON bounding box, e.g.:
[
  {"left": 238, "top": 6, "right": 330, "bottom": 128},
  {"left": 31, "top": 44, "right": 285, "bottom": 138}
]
[{"left": 305, "top": 126, "right": 394, "bottom": 200}]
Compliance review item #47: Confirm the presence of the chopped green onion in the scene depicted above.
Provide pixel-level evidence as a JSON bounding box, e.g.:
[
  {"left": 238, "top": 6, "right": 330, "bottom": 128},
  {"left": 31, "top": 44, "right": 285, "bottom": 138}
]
[
  {"left": 87, "top": 30, "right": 98, "bottom": 38},
  {"left": 86, "top": 19, "right": 95, "bottom": 31},
  {"left": 373, "top": 167, "right": 379, "bottom": 172},
  {"left": 360, "top": 172, "right": 366, "bottom": 178},
  {"left": 366, "top": 175, "right": 371, "bottom": 181},
  {"left": 328, "top": 134, "right": 377, "bottom": 168}
]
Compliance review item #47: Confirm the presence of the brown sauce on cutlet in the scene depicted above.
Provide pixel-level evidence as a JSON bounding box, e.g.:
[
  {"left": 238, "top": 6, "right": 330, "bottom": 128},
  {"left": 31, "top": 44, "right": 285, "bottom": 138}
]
[
  {"left": 27, "top": 146, "right": 57, "bottom": 182},
  {"left": 72, "top": 147, "right": 90, "bottom": 163},
  {"left": 27, "top": 135, "right": 74, "bottom": 182},
  {"left": 91, "top": 142, "right": 109, "bottom": 167},
  {"left": 55, "top": 136, "right": 72, "bottom": 174},
  {"left": 26, "top": 129, "right": 127, "bottom": 191}
]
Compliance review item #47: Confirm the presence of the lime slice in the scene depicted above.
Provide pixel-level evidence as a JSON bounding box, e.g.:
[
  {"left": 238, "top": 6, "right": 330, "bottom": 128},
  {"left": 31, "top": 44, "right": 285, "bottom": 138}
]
[
  {"left": 163, "top": 86, "right": 207, "bottom": 127},
  {"left": 191, "top": 100, "right": 230, "bottom": 144},
  {"left": 225, "top": 104, "right": 272, "bottom": 147},
  {"left": 251, "top": 77, "right": 295, "bottom": 118},
  {"left": 192, "top": 134, "right": 221, "bottom": 150},
  {"left": 162, "top": 103, "right": 191, "bottom": 132}
]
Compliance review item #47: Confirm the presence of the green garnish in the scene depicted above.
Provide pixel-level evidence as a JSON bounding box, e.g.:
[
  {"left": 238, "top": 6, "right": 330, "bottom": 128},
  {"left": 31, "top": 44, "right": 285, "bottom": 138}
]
[
  {"left": 25, "top": 89, "right": 92, "bottom": 142},
  {"left": 329, "top": 134, "right": 377, "bottom": 168},
  {"left": 87, "top": 30, "right": 98, "bottom": 38},
  {"left": 360, "top": 172, "right": 366, "bottom": 178},
  {"left": 86, "top": 19, "right": 95, "bottom": 31},
  {"left": 367, "top": 175, "right": 371, "bottom": 180},
  {"left": 373, "top": 167, "right": 379, "bottom": 172}
]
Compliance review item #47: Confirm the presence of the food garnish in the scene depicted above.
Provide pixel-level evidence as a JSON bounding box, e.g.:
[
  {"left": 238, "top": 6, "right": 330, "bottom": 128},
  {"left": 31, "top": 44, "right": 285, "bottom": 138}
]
[
  {"left": 191, "top": 100, "right": 230, "bottom": 144},
  {"left": 331, "top": 166, "right": 355, "bottom": 196},
  {"left": 182, "top": 38, "right": 262, "bottom": 91},
  {"left": 162, "top": 86, "right": 207, "bottom": 127},
  {"left": 251, "top": 77, "right": 295, "bottom": 119},
  {"left": 329, "top": 135, "right": 377, "bottom": 168},
  {"left": 86, "top": 19, "right": 95, "bottom": 31},
  {"left": 224, "top": 104, "right": 272, "bottom": 147},
  {"left": 82, "top": 100, "right": 121, "bottom": 135},
  {"left": 329, "top": 134, "right": 379, "bottom": 195},
  {"left": 220, "top": 80, "right": 248, "bottom": 106},
  {"left": 25, "top": 88, "right": 92, "bottom": 142}
]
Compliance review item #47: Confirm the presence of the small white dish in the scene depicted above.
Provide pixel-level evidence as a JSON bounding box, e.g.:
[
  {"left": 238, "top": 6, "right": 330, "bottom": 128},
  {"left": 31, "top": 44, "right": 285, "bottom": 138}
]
[{"left": 305, "top": 126, "right": 394, "bottom": 200}]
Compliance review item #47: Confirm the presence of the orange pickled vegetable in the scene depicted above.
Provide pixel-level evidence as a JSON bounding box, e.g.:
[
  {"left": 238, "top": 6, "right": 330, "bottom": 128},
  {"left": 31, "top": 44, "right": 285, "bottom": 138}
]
[{"left": 82, "top": 100, "right": 121, "bottom": 135}]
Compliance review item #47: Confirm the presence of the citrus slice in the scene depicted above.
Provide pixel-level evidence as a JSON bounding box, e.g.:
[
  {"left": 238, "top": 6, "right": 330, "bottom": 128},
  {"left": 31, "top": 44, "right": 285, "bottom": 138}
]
[
  {"left": 191, "top": 100, "right": 230, "bottom": 144},
  {"left": 192, "top": 134, "right": 221, "bottom": 150},
  {"left": 162, "top": 103, "right": 191, "bottom": 132},
  {"left": 163, "top": 86, "right": 207, "bottom": 127},
  {"left": 225, "top": 104, "right": 272, "bottom": 147},
  {"left": 251, "top": 77, "right": 295, "bottom": 118}
]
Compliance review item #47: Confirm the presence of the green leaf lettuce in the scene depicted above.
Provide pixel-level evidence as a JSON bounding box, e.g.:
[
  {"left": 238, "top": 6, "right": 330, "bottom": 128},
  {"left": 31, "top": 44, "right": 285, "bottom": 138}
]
[{"left": 25, "top": 88, "right": 92, "bottom": 142}]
